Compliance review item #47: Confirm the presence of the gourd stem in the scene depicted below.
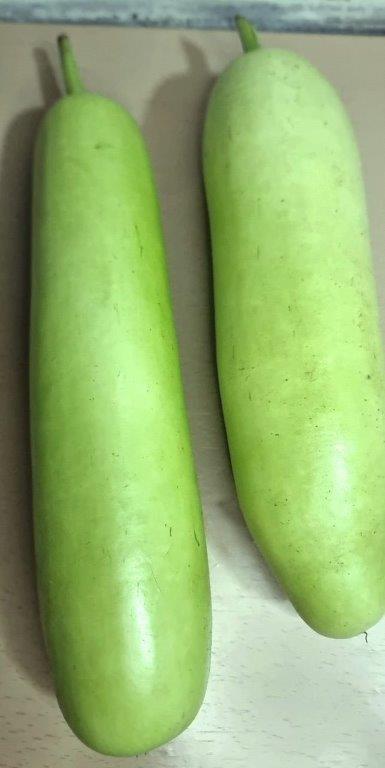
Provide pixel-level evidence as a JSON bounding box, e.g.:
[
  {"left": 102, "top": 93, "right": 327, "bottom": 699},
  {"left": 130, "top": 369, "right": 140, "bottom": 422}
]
[
  {"left": 235, "top": 16, "right": 260, "bottom": 53},
  {"left": 57, "top": 34, "right": 85, "bottom": 95}
]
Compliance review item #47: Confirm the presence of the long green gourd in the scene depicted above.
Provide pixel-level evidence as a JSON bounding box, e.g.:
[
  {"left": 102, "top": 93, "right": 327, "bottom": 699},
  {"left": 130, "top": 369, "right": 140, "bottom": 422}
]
[
  {"left": 30, "top": 36, "right": 211, "bottom": 756},
  {"left": 203, "top": 17, "right": 385, "bottom": 638}
]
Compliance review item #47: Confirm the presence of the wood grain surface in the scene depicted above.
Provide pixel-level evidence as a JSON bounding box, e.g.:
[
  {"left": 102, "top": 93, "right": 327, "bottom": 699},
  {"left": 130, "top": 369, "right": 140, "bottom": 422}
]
[{"left": 0, "top": 23, "right": 385, "bottom": 768}]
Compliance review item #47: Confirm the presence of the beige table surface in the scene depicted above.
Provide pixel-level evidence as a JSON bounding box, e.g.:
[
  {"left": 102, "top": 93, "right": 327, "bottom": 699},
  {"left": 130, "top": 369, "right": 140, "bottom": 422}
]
[{"left": 0, "top": 23, "right": 385, "bottom": 768}]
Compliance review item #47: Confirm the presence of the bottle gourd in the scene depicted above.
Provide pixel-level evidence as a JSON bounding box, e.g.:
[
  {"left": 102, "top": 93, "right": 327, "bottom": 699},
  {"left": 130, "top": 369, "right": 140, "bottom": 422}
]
[
  {"left": 203, "top": 17, "right": 385, "bottom": 638},
  {"left": 30, "top": 36, "right": 211, "bottom": 755}
]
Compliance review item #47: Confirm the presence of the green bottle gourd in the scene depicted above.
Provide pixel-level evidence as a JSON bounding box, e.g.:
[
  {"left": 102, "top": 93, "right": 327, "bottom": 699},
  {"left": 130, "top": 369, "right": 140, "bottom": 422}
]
[
  {"left": 203, "top": 17, "right": 385, "bottom": 638},
  {"left": 30, "top": 36, "right": 211, "bottom": 756}
]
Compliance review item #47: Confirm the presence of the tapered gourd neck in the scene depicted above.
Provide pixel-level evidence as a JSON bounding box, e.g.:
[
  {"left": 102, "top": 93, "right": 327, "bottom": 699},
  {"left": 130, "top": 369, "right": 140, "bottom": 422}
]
[
  {"left": 57, "top": 34, "right": 86, "bottom": 95},
  {"left": 235, "top": 16, "right": 261, "bottom": 53}
]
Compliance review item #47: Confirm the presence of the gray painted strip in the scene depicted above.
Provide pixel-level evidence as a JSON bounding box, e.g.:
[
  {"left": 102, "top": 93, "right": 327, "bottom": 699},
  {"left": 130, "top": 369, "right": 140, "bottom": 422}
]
[{"left": 0, "top": 1, "right": 384, "bottom": 34}]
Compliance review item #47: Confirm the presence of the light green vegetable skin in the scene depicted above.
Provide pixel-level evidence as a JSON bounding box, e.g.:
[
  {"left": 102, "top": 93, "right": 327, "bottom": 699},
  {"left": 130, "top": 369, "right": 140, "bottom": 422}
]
[
  {"left": 30, "top": 37, "right": 211, "bottom": 756},
  {"left": 203, "top": 18, "right": 385, "bottom": 638}
]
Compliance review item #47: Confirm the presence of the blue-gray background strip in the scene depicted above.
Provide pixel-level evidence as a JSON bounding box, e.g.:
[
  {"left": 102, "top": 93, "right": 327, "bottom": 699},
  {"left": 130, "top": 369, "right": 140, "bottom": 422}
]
[{"left": 0, "top": 1, "right": 384, "bottom": 34}]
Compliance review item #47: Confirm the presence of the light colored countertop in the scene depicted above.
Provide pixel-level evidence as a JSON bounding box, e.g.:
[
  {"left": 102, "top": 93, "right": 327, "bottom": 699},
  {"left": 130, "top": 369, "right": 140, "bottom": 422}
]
[{"left": 0, "top": 23, "right": 385, "bottom": 768}]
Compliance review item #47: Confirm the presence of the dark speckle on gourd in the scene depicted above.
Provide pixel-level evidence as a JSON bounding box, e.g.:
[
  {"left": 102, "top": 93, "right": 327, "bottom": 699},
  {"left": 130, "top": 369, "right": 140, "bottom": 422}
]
[{"left": 94, "top": 141, "right": 113, "bottom": 150}]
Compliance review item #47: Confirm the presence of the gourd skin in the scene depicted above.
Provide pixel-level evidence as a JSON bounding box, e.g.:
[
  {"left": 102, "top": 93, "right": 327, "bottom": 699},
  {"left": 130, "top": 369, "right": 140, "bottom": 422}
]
[
  {"left": 203, "top": 47, "right": 385, "bottom": 638},
  {"left": 31, "top": 93, "right": 211, "bottom": 756}
]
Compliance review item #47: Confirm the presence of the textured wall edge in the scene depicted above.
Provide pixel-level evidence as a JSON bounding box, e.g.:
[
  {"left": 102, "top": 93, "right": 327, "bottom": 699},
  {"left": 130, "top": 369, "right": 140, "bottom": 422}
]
[{"left": 0, "top": 1, "right": 384, "bottom": 34}]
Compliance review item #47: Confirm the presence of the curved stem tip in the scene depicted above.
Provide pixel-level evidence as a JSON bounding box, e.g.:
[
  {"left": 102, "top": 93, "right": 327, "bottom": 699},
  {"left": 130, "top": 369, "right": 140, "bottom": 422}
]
[
  {"left": 57, "top": 34, "right": 85, "bottom": 95},
  {"left": 235, "top": 16, "right": 261, "bottom": 53}
]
